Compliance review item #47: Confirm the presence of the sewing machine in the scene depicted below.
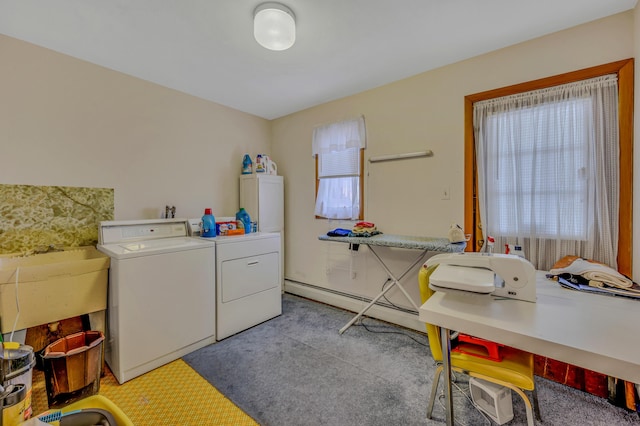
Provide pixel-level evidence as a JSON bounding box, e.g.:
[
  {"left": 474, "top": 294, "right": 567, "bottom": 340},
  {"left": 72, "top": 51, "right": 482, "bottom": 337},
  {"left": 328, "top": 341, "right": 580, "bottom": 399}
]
[{"left": 425, "top": 253, "right": 537, "bottom": 303}]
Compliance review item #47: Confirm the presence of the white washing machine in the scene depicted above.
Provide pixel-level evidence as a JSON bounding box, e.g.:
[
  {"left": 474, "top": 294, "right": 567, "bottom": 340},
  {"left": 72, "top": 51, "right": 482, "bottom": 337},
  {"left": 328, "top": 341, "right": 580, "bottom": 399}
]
[
  {"left": 215, "top": 232, "right": 282, "bottom": 340},
  {"left": 97, "top": 219, "right": 216, "bottom": 383}
]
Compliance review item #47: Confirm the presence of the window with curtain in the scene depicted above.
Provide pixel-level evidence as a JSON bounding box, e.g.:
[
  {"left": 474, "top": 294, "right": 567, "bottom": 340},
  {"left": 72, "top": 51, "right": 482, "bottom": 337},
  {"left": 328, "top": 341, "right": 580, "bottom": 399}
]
[
  {"left": 313, "top": 116, "right": 366, "bottom": 220},
  {"left": 473, "top": 75, "right": 620, "bottom": 270}
]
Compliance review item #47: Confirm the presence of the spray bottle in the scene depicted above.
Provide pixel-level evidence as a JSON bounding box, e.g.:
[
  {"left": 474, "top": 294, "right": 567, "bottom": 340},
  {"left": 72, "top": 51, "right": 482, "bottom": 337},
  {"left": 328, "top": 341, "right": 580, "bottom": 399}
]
[{"left": 486, "top": 236, "right": 495, "bottom": 254}]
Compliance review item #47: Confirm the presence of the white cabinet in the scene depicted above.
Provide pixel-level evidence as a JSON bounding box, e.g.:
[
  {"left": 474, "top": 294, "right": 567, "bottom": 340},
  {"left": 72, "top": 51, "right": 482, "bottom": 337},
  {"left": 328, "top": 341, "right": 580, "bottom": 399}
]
[
  {"left": 240, "top": 174, "right": 284, "bottom": 286},
  {"left": 240, "top": 174, "right": 283, "bottom": 232},
  {"left": 215, "top": 232, "right": 282, "bottom": 340}
]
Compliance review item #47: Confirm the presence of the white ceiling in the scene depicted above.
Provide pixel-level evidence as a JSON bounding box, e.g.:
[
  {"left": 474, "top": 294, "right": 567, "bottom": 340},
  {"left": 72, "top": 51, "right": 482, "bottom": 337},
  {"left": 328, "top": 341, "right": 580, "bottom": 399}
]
[{"left": 1, "top": 0, "right": 637, "bottom": 120}]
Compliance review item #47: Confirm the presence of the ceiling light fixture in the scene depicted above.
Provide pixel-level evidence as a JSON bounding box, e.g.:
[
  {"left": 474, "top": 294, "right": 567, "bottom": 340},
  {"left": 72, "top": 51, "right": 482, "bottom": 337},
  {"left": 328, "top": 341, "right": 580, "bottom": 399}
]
[{"left": 253, "top": 2, "right": 296, "bottom": 51}]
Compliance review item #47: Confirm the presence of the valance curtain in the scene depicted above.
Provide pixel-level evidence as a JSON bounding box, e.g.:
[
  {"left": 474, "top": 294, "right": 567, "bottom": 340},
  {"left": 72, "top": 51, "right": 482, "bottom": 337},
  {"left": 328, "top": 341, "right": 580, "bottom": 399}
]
[
  {"left": 313, "top": 116, "right": 366, "bottom": 220},
  {"left": 474, "top": 75, "right": 619, "bottom": 270}
]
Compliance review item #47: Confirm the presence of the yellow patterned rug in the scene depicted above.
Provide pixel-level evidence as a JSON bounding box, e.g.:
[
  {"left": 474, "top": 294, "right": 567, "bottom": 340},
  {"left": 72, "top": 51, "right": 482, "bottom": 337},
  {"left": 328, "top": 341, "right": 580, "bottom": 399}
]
[{"left": 31, "top": 359, "right": 257, "bottom": 425}]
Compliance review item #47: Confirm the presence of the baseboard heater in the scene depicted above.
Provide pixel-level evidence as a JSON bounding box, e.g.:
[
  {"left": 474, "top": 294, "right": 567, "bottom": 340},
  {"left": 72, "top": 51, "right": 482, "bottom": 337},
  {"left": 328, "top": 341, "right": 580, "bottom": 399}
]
[{"left": 284, "top": 279, "right": 418, "bottom": 316}]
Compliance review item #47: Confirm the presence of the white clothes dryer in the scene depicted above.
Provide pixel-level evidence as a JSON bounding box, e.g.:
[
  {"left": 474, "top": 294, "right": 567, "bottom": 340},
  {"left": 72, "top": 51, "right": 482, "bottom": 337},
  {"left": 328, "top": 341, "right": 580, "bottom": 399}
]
[
  {"left": 97, "top": 219, "right": 215, "bottom": 383},
  {"left": 214, "top": 232, "right": 282, "bottom": 340}
]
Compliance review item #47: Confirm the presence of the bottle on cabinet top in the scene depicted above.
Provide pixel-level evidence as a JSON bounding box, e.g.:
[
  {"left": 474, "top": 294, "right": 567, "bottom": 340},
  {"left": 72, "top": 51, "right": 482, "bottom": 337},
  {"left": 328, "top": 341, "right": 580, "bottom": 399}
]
[
  {"left": 255, "top": 154, "right": 266, "bottom": 173},
  {"left": 242, "top": 154, "right": 253, "bottom": 175}
]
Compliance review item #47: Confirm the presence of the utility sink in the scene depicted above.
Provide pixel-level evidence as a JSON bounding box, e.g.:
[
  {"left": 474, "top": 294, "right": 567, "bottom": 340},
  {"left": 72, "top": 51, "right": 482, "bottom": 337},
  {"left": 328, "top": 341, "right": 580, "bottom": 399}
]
[{"left": 0, "top": 247, "right": 109, "bottom": 334}]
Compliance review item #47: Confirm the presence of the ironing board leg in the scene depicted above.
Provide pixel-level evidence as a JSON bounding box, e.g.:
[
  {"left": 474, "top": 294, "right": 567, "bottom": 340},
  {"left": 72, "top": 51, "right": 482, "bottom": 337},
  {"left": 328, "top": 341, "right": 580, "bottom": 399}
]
[
  {"left": 339, "top": 280, "right": 398, "bottom": 334},
  {"left": 338, "top": 247, "right": 427, "bottom": 334}
]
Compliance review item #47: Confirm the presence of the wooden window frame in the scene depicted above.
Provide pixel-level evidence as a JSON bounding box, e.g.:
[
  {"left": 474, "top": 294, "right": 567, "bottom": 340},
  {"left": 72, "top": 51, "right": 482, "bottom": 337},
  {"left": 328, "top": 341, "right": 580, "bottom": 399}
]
[
  {"left": 315, "top": 148, "right": 365, "bottom": 220},
  {"left": 464, "top": 58, "right": 634, "bottom": 276}
]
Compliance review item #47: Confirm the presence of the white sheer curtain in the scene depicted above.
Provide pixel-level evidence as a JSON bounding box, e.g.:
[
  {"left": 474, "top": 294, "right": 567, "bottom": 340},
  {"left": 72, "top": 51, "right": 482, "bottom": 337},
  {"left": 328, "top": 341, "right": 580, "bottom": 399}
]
[
  {"left": 313, "top": 116, "right": 366, "bottom": 219},
  {"left": 474, "top": 75, "right": 619, "bottom": 270}
]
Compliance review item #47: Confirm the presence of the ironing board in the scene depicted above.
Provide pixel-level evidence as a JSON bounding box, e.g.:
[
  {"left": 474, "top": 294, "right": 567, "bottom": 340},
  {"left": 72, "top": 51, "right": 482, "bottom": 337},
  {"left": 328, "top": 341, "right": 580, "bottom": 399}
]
[{"left": 318, "top": 233, "right": 465, "bottom": 334}]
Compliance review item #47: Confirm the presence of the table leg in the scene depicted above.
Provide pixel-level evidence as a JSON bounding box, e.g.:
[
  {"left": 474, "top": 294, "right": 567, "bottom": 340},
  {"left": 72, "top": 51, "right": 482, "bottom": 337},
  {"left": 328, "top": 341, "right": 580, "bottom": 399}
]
[{"left": 441, "top": 327, "right": 454, "bottom": 426}]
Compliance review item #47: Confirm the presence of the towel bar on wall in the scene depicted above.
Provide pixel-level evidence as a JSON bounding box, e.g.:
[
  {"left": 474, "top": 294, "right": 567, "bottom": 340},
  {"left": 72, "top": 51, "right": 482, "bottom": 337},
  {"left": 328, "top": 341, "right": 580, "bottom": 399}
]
[{"left": 368, "top": 150, "right": 433, "bottom": 163}]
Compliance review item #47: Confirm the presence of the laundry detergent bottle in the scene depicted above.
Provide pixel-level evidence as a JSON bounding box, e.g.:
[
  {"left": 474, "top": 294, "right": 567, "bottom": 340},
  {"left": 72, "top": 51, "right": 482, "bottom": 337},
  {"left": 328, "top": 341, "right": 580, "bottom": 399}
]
[
  {"left": 255, "top": 154, "right": 265, "bottom": 173},
  {"left": 236, "top": 207, "right": 251, "bottom": 234},
  {"left": 202, "top": 208, "right": 216, "bottom": 237},
  {"left": 242, "top": 154, "right": 253, "bottom": 175}
]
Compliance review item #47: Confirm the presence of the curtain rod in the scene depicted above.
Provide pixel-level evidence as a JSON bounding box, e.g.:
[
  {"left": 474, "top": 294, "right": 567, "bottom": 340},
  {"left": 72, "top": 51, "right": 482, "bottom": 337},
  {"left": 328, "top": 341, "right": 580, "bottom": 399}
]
[{"left": 368, "top": 150, "right": 433, "bottom": 163}]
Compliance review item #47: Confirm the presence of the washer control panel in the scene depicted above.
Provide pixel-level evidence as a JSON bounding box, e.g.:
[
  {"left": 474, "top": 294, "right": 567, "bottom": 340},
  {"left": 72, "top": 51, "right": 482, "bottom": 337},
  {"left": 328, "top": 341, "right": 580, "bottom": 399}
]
[{"left": 98, "top": 219, "right": 188, "bottom": 244}]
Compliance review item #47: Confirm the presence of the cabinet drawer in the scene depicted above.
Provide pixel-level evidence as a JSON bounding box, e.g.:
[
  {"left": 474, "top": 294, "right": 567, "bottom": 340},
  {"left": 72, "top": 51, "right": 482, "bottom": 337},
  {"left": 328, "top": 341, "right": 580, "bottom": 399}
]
[{"left": 220, "top": 252, "right": 279, "bottom": 302}]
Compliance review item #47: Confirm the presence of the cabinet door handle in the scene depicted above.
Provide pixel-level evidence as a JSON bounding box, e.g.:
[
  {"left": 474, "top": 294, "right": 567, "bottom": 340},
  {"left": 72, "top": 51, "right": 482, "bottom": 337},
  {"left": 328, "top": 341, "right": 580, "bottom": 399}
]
[{"left": 247, "top": 261, "right": 260, "bottom": 266}]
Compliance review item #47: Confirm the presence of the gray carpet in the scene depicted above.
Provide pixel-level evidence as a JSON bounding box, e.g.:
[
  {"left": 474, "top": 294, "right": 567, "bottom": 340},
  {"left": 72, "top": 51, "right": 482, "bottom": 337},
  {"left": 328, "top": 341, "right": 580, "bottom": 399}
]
[{"left": 183, "top": 294, "right": 639, "bottom": 425}]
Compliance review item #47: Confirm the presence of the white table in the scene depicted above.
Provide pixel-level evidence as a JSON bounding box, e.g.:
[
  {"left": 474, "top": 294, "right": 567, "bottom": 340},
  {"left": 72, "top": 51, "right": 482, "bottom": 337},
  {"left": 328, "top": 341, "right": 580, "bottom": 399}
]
[
  {"left": 319, "top": 233, "right": 465, "bottom": 334},
  {"left": 419, "top": 271, "right": 640, "bottom": 425}
]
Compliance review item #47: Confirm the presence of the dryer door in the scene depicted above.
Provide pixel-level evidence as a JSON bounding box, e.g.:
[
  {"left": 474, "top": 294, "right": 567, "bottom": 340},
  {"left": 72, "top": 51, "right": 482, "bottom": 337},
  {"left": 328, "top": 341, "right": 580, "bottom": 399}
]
[{"left": 221, "top": 252, "right": 279, "bottom": 302}]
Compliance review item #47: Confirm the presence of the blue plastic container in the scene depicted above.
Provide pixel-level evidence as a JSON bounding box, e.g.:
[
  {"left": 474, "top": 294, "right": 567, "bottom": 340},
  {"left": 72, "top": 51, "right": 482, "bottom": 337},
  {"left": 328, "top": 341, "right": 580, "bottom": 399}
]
[
  {"left": 242, "top": 154, "right": 253, "bottom": 175},
  {"left": 202, "top": 208, "right": 216, "bottom": 238},
  {"left": 236, "top": 208, "right": 251, "bottom": 234}
]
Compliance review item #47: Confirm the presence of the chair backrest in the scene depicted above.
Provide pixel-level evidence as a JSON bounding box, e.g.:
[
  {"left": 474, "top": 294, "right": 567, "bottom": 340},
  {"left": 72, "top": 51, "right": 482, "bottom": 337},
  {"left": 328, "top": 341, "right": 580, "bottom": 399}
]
[{"left": 418, "top": 264, "right": 443, "bottom": 362}]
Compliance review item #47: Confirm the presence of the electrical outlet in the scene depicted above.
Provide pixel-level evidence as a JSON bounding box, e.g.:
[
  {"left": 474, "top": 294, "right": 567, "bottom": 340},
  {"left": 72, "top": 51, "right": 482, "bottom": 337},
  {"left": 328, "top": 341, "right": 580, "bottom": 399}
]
[{"left": 441, "top": 186, "right": 451, "bottom": 200}]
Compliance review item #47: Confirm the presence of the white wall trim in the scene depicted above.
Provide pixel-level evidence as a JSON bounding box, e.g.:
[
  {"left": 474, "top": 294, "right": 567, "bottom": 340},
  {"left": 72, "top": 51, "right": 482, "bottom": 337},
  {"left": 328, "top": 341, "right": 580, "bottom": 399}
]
[{"left": 284, "top": 279, "right": 425, "bottom": 333}]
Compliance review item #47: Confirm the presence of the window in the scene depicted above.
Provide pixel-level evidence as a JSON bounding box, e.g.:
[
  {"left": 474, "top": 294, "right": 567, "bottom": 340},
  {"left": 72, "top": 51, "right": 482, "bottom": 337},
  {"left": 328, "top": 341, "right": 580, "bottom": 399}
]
[
  {"left": 313, "top": 117, "right": 366, "bottom": 220},
  {"left": 474, "top": 76, "right": 619, "bottom": 270},
  {"left": 465, "top": 59, "right": 633, "bottom": 274},
  {"left": 482, "top": 97, "right": 593, "bottom": 240}
]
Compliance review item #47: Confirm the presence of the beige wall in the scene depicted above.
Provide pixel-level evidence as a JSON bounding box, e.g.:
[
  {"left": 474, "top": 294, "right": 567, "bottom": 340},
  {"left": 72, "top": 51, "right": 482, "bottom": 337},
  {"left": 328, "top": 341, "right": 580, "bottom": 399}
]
[
  {"left": 272, "top": 10, "right": 637, "bottom": 320},
  {"left": 0, "top": 35, "right": 271, "bottom": 220}
]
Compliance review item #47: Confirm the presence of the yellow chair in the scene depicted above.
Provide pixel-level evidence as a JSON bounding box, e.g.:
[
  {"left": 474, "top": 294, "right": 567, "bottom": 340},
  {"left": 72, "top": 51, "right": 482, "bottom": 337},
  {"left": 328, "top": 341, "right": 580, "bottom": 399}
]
[{"left": 419, "top": 264, "right": 541, "bottom": 425}]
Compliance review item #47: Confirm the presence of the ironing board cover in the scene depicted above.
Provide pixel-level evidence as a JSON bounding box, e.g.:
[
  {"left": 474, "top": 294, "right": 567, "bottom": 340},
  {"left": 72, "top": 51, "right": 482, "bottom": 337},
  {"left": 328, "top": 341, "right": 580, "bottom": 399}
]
[{"left": 319, "top": 233, "right": 465, "bottom": 252}]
